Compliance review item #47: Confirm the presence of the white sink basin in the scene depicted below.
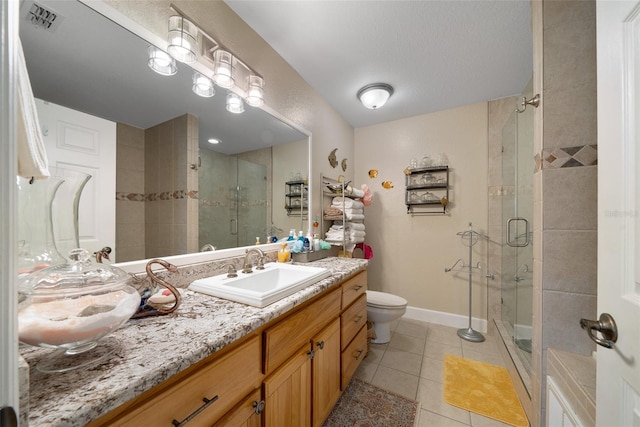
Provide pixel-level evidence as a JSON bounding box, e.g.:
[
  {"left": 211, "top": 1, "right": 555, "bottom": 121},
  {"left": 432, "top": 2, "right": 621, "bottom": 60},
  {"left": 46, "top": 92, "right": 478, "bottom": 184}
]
[{"left": 188, "top": 263, "right": 331, "bottom": 308}]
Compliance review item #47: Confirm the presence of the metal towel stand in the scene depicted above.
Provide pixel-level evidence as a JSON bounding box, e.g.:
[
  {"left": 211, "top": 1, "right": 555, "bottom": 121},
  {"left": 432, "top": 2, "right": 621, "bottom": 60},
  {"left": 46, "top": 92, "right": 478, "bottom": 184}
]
[{"left": 445, "top": 223, "right": 492, "bottom": 342}]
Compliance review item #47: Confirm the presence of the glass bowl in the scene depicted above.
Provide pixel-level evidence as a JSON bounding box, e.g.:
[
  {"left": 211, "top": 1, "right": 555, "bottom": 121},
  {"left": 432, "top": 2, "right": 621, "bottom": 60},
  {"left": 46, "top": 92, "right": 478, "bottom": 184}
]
[{"left": 18, "top": 249, "right": 140, "bottom": 371}]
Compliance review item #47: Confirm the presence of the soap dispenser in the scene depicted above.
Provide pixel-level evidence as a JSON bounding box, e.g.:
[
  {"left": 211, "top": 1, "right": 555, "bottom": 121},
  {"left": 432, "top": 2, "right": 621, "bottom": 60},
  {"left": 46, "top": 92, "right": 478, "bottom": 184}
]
[{"left": 277, "top": 243, "right": 290, "bottom": 263}]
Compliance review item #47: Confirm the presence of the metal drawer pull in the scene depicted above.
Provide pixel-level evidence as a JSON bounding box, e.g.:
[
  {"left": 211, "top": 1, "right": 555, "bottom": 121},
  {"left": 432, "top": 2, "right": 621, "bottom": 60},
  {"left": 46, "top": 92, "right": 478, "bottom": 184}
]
[
  {"left": 353, "top": 285, "right": 363, "bottom": 291},
  {"left": 253, "top": 400, "right": 265, "bottom": 415},
  {"left": 316, "top": 340, "right": 325, "bottom": 350},
  {"left": 353, "top": 349, "right": 364, "bottom": 360},
  {"left": 353, "top": 315, "right": 363, "bottom": 323},
  {"left": 171, "top": 395, "right": 219, "bottom": 427},
  {"left": 580, "top": 313, "right": 618, "bottom": 349}
]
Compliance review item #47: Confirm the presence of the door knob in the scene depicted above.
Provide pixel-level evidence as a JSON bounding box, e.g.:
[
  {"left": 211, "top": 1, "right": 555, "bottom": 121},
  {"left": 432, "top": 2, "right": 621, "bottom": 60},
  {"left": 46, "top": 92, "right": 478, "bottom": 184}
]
[{"left": 580, "top": 313, "right": 618, "bottom": 348}]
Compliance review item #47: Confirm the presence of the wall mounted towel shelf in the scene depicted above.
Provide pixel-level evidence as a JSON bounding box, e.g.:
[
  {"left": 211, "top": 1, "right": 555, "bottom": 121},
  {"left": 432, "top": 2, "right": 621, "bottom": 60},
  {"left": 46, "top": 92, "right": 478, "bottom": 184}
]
[{"left": 405, "top": 165, "right": 449, "bottom": 214}]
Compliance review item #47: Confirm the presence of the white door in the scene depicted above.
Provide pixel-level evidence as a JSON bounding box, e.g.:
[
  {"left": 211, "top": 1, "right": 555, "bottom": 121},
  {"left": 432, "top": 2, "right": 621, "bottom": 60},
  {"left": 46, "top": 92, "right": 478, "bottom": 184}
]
[
  {"left": 596, "top": 1, "right": 640, "bottom": 425},
  {"left": 35, "top": 99, "right": 117, "bottom": 260}
]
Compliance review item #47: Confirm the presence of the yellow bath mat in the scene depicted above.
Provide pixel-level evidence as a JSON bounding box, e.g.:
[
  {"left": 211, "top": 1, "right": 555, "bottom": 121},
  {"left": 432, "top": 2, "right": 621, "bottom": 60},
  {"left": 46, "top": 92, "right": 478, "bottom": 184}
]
[{"left": 443, "top": 354, "right": 528, "bottom": 427}]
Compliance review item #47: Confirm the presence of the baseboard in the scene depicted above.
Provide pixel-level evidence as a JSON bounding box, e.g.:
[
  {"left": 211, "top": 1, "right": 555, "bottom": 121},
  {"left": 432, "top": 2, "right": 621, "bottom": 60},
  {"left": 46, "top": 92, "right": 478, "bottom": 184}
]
[{"left": 402, "top": 305, "right": 488, "bottom": 333}]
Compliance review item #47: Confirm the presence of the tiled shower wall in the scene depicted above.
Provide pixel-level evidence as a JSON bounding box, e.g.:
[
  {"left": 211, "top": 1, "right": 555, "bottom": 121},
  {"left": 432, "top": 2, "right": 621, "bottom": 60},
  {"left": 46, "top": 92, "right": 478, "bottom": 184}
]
[
  {"left": 532, "top": 1, "right": 598, "bottom": 425},
  {"left": 144, "top": 114, "right": 199, "bottom": 258},
  {"left": 116, "top": 123, "right": 146, "bottom": 262},
  {"left": 116, "top": 115, "right": 199, "bottom": 261}
]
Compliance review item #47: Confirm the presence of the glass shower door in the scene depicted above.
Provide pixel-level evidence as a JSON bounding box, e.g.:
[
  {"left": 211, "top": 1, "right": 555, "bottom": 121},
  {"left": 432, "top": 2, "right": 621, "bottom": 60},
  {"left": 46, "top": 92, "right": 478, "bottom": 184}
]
[
  {"left": 236, "top": 158, "right": 267, "bottom": 247},
  {"left": 501, "top": 106, "right": 534, "bottom": 373}
]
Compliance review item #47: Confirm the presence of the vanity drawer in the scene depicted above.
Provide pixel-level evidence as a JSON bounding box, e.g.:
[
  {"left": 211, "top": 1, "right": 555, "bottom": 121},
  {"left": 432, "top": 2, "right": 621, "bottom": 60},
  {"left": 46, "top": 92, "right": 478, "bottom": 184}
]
[
  {"left": 341, "top": 271, "right": 367, "bottom": 309},
  {"left": 341, "top": 324, "right": 367, "bottom": 390},
  {"left": 264, "top": 287, "right": 341, "bottom": 374},
  {"left": 340, "top": 294, "right": 367, "bottom": 350},
  {"left": 114, "top": 336, "right": 261, "bottom": 427}
]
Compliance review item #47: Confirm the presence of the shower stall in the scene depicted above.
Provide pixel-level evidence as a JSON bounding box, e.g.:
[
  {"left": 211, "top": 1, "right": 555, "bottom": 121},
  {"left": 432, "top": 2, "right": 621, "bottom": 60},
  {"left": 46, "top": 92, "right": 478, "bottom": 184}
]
[
  {"left": 499, "top": 95, "right": 534, "bottom": 378},
  {"left": 198, "top": 149, "right": 269, "bottom": 250}
]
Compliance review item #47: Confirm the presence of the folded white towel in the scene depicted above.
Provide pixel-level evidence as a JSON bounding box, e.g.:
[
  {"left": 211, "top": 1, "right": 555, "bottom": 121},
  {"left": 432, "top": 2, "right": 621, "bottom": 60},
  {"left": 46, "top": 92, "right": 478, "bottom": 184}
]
[
  {"left": 347, "top": 222, "right": 366, "bottom": 231},
  {"left": 346, "top": 213, "right": 365, "bottom": 220},
  {"left": 345, "top": 186, "right": 365, "bottom": 198},
  {"left": 17, "top": 40, "right": 49, "bottom": 179},
  {"left": 332, "top": 221, "right": 366, "bottom": 232},
  {"left": 332, "top": 197, "right": 364, "bottom": 209},
  {"left": 331, "top": 206, "right": 364, "bottom": 215}
]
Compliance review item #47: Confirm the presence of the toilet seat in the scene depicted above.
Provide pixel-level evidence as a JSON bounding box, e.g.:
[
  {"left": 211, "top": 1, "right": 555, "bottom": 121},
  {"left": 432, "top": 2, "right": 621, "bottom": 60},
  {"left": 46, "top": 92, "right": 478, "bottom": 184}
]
[{"left": 366, "top": 290, "right": 407, "bottom": 308}]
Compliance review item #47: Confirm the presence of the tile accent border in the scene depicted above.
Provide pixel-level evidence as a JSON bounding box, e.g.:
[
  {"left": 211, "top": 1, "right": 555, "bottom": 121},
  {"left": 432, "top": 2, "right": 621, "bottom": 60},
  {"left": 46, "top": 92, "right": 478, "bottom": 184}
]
[
  {"left": 535, "top": 145, "right": 597, "bottom": 172},
  {"left": 116, "top": 190, "right": 198, "bottom": 201},
  {"left": 488, "top": 186, "right": 515, "bottom": 197}
]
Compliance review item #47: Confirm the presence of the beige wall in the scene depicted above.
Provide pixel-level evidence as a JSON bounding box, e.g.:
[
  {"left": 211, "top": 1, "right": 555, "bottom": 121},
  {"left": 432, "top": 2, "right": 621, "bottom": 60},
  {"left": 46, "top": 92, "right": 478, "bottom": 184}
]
[
  {"left": 354, "top": 102, "right": 489, "bottom": 319},
  {"left": 104, "top": 0, "right": 354, "bottom": 227},
  {"left": 273, "top": 139, "right": 309, "bottom": 236}
]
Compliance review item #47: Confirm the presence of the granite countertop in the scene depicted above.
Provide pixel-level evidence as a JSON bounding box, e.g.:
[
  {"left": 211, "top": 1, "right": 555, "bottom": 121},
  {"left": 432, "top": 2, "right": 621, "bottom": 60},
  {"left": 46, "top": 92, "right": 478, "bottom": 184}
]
[{"left": 21, "top": 257, "right": 367, "bottom": 427}]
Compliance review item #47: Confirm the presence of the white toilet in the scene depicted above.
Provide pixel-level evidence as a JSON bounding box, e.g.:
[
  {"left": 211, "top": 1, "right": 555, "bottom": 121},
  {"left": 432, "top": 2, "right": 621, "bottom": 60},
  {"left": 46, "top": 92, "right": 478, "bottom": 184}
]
[{"left": 366, "top": 290, "right": 408, "bottom": 344}]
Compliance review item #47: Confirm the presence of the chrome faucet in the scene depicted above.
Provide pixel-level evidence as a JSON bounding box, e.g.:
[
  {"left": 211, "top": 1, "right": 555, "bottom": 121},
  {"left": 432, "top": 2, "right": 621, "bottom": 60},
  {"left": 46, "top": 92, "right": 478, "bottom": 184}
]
[{"left": 242, "top": 248, "right": 265, "bottom": 274}]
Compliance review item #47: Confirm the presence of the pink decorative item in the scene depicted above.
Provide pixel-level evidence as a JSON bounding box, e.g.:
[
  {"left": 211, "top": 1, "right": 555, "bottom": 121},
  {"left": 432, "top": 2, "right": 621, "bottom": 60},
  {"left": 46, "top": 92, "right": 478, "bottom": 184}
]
[{"left": 359, "top": 184, "right": 373, "bottom": 206}]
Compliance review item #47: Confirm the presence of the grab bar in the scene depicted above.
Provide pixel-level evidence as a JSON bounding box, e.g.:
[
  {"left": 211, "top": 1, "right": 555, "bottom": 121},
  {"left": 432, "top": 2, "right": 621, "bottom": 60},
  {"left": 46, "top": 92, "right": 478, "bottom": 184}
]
[{"left": 506, "top": 217, "right": 530, "bottom": 247}]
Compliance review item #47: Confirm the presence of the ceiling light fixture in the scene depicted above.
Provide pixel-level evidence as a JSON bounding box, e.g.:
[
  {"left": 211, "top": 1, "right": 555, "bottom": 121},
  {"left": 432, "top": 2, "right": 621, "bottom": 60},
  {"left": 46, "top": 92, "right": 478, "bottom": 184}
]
[
  {"left": 357, "top": 83, "right": 394, "bottom": 110},
  {"left": 245, "top": 75, "right": 265, "bottom": 107},
  {"left": 167, "top": 15, "right": 198, "bottom": 63},
  {"left": 147, "top": 46, "right": 177, "bottom": 76},
  {"left": 192, "top": 72, "right": 215, "bottom": 97},
  {"left": 226, "top": 92, "right": 244, "bottom": 114},
  {"left": 208, "top": 138, "right": 221, "bottom": 144},
  {"left": 212, "top": 50, "right": 235, "bottom": 88}
]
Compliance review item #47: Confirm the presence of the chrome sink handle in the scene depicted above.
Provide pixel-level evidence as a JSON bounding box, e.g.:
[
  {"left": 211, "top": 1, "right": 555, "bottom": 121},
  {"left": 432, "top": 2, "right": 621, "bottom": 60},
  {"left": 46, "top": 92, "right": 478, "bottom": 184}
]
[
  {"left": 220, "top": 263, "right": 237, "bottom": 278},
  {"left": 242, "top": 248, "right": 265, "bottom": 273},
  {"left": 580, "top": 313, "right": 618, "bottom": 349}
]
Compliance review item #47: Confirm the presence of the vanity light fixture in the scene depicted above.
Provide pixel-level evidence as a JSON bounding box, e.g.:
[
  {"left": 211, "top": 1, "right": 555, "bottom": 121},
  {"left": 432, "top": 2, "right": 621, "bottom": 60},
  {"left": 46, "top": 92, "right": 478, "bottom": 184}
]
[
  {"left": 226, "top": 92, "right": 245, "bottom": 114},
  {"left": 147, "top": 46, "right": 177, "bottom": 76},
  {"left": 192, "top": 72, "right": 215, "bottom": 97},
  {"left": 245, "top": 75, "right": 265, "bottom": 107},
  {"left": 357, "top": 83, "right": 394, "bottom": 110},
  {"left": 212, "top": 50, "right": 235, "bottom": 88},
  {"left": 167, "top": 15, "right": 198, "bottom": 63}
]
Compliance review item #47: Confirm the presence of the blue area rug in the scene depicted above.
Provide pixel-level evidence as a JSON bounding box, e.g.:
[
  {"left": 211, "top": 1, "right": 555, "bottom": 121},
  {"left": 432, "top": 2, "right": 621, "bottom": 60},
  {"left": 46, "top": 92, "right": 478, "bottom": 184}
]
[{"left": 323, "top": 378, "right": 419, "bottom": 426}]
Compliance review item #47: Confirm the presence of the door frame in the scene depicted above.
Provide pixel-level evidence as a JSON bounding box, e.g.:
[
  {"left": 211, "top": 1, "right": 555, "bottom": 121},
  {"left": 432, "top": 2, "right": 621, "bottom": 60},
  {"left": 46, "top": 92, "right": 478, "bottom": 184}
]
[{"left": 1, "top": 0, "right": 20, "bottom": 417}]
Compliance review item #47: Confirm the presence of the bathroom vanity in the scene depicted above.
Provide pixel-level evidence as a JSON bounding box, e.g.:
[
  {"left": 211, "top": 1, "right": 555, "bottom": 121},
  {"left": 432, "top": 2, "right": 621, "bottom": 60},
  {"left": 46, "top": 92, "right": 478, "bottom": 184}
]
[{"left": 20, "top": 257, "right": 368, "bottom": 427}]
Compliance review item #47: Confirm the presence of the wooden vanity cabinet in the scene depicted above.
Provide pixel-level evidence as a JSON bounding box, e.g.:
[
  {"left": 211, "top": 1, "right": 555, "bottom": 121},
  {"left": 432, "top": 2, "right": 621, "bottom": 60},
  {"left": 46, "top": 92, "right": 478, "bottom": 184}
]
[
  {"left": 339, "top": 271, "right": 368, "bottom": 390},
  {"left": 263, "top": 344, "right": 312, "bottom": 426},
  {"left": 311, "top": 318, "right": 341, "bottom": 427},
  {"left": 213, "top": 389, "right": 263, "bottom": 427},
  {"left": 88, "top": 269, "right": 367, "bottom": 427},
  {"left": 88, "top": 335, "right": 262, "bottom": 427}
]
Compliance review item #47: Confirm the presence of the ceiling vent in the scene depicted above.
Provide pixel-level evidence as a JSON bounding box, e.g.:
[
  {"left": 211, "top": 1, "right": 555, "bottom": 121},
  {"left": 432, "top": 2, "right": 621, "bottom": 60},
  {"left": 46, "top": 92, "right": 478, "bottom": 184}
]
[{"left": 26, "top": 2, "right": 64, "bottom": 32}]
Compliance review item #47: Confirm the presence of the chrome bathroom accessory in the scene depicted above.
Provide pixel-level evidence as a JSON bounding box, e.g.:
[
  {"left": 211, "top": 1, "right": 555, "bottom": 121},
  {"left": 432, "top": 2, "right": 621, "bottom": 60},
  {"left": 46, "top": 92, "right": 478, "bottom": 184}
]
[
  {"left": 580, "top": 313, "right": 618, "bottom": 349},
  {"left": 515, "top": 94, "right": 540, "bottom": 113},
  {"left": 445, "top": 223, "right": 491, "bottom": 342}
]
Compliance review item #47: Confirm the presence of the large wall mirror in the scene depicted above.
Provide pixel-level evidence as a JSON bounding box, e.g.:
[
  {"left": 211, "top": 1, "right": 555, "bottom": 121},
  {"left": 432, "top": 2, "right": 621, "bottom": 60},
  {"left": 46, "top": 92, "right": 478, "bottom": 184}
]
[{"left": 20, "top": 0, "right": 310, "bottom": 263}]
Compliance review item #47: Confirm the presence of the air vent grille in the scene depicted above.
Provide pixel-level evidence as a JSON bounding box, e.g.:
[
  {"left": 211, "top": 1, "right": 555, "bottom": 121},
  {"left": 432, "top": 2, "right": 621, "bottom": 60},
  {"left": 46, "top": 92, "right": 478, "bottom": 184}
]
[{"left": 27, "top": 2, "right": 63, "bottom": 32}]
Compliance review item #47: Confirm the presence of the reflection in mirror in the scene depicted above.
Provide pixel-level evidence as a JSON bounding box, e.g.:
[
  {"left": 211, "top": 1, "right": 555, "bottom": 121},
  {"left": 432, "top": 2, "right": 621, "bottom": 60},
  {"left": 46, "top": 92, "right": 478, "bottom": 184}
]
[{"left": 19, "top": 0, "right": 310, "bottom": 262}]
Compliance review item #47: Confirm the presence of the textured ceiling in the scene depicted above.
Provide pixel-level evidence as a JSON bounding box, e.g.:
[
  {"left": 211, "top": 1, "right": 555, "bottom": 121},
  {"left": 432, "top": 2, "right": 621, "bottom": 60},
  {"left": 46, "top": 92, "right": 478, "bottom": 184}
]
[{"left": 226, "top": 1, "right": 533, "bottom": 128}]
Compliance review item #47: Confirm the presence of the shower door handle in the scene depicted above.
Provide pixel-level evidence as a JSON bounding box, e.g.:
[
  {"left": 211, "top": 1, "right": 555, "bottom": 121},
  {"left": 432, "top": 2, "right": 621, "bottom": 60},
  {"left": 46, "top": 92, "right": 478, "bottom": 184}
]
[
  {"left": 506, "top": 217, "right": 530, "bottom": 247},
  {"left": 230, "top": 219, "right": 238, "bottom": 235}
]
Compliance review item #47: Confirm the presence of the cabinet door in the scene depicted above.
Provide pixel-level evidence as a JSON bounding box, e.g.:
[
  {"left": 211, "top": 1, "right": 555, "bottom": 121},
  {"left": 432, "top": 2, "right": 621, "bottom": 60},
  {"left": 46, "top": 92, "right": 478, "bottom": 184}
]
[
  {"left": 312, "top": 318, "right": 341, "bottom": 427},
  {"left": 264, "top": 345, "right": 312, "bottom": 427},
  {"left": 214, "top": 389, "right": 262, "bottom": 427}
]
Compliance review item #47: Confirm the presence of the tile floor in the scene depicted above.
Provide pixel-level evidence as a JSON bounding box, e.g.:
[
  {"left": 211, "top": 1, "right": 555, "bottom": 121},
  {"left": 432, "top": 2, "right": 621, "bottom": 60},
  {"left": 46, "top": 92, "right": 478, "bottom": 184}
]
[{"left": 354, "top": 318, "right": 521, "bottom": 427}]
